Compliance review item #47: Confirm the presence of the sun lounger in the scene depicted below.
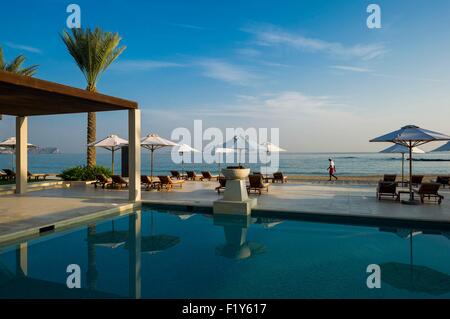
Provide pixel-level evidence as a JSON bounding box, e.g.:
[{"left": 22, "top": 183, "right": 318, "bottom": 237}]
[
  {"left": 215, "top": 177, "right": 226, "bottom": 194},
  {"left": 2, "top": 169, "right": 15, "bottom": 181},
  {"left": 273, "top": 172, "right": 288, "bottom": 183},
  {"left": 247, "top": 174, "right": 270, "bottom": 195},
  {"left": 200, "top": 171, "right": 219, "bottom": 181},
  {"left": 157, "top": 175, "right": 184, "bottom": 191},
  {"left": 414, "top": 182, "right": 444, "bottom": 204},
  {"left": 170, "top": 170, "right": 184, "bottom": 180},
  {"left": 141, "top": 175, "right": 158, "bottom": 190},
  {"left": 382, "top": 174, "right": 397, "bottom": 183},
  {"left": 186, "top": 171, "right": 198, "bottom": 181},
  {"left": 435, "top": 176, "right": 450, "bottom": 189},
  {"left": 111, "top": 175, "right": 128, "bottom": 189},
  {"left": 376, "top": 181, "right": 399, "bottom": 201},
  {"left": 93, "top": 174, "right": 112, "bottom": 188},
  {"left": 27, "top": 171, "right": 49, "bottom": 181},
  {"left": 407, "top": 175, "right": 424, "bottom": 187},
  {"left": 0, "top": 171, "right": 7, "bottom": 180}
]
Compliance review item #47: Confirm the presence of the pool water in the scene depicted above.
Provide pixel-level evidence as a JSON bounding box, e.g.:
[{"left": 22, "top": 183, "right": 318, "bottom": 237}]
[{"left": 1, "top": 206, "right": 450, "bottom": 299}]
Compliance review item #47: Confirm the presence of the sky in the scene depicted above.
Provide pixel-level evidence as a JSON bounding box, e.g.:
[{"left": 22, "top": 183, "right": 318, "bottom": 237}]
[{"left": 1, "top": 0, "right": 450, "bottom": 153}]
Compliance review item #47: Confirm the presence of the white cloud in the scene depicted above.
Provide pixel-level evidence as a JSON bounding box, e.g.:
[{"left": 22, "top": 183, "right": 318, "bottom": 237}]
[
  {"left": 235, "top": 48, "right": 261, "bottom": 57},
  {"left": 243, "top": 24, "right": 387, "bottom": 60},
  {"left": 196, "top": 59, "right": 260, "bottom": 85},
  {"left": 5, "top": 42, "right": 42, "bottom": 54},
  {"left": 331, "top": 65, "right": 372, "bottom": 73},
  {"left": 111, "top": 60, "right": 186, "bottom": 72}
]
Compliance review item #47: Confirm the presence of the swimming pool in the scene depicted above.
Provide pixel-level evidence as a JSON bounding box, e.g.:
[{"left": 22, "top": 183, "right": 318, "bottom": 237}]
[{"left": 1, "top": 205, "right": 450, "bottom": 299}]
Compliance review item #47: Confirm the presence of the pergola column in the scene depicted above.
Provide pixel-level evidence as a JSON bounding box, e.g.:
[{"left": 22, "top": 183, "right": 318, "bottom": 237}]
[
  {"left": 16, "top": 242, "right": 28, "bottom": 276},
  {"left": 128, "top": 210, "right": 141, "bottom": 299},
  {"left": 128, "top": 109, "right": 141, "bottom": 202},
  {"left": 16, "top": 116, "right": 28, "bottom": 194}
]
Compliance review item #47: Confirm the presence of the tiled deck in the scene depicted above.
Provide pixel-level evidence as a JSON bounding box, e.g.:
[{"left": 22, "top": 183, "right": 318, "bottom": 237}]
[{"left": 0, "top": 181, "right": 450, "bottom": 243}]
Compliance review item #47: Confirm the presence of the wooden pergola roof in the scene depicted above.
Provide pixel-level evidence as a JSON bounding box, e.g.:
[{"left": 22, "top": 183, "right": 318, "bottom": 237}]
[{"left": 0, "top": 70, "right": 138, "bottom": 116}]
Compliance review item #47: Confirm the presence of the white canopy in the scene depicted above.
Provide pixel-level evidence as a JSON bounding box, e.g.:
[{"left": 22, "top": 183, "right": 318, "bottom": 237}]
[
  {"left": 176, "top": 143, "right": 200, "bottom": 153},
  {"left": 88, "top": 134, "right": 128, "bottom": 174},
  {"left": 222, "top": 135, "right": 259, "bottom": 151},
  {"left": 141, "top": 134, "right": 178, "bottom": 178},
  {"left": 215, "top": 147, "right": 235, "bottom": 154},
  {"left": 431, "top": 141, "right": 450, "bottom": 152},
  {"left": 370, "top": 125, "right": 450, "bottom": 147},
  {"left": 0, "top": 137, "right": 36, "bottom": 148},
  {"left": 141, "top": 134, "right": 178, "bottom": 150},
  {"left": 88, "top": 134, "right": 128, "bottom": 151},
  {"left": 259, "top": 142, "right": 286, "bottom": 153},
  {"left": 380, "top": 144, "right": 425, "bottom": 154}
]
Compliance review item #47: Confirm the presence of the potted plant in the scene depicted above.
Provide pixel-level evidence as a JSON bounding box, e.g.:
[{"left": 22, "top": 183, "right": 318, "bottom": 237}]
[{"left": 221, "top": 165, "right": 250, "bottom": 180}]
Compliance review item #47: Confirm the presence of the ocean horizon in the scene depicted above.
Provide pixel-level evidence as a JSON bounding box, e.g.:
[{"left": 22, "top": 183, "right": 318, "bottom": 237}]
[{"left": 2, "top": 152, "right": 450, "bottom": 176}]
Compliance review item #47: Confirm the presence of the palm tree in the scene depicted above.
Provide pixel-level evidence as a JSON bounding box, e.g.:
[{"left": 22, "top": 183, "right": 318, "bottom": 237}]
[
  {"left": 0, "top": 46, "right": 38, "bottom": 119},
  {"left": 61, "top": 27, "right": 126, "bottom": 167},
  {"left": 0, "top": 46, "right": 38, "bottom": 76}
]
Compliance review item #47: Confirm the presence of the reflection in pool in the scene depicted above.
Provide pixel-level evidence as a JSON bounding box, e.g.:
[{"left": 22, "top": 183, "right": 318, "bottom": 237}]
[{"left": 1, "top": 206, "right": 450, "bottom": 298}]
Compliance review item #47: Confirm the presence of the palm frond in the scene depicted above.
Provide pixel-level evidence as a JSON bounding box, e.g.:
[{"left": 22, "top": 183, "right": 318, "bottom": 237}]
[
  {"left": 61, "top": 27, "right": 126, "bottom": 91},
  {"left": 0, "top": 46, "right": 38, "bottom": 76}
]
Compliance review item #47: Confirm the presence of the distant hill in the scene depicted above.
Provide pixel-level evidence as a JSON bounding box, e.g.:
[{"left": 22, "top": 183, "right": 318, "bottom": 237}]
[
  {"left": 0, "top": 147, "right": 61, "bottom": 154},
  {"left": 30, "top": 147, "right": 61, "bottom": 154}
]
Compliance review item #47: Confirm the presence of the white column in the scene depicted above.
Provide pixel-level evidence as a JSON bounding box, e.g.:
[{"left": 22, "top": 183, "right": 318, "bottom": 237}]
[
  {"left": 128, "top": 210, "right": 141, "bottom": 299},
  {"left": 128, "top": 109, "right": 141, "bottom": 202},
  {"left": 16, "top": 243, "right": 28, "bottom": 276},
  {"left": 16, "top": 116, "right": 28, "bottom": 194}
]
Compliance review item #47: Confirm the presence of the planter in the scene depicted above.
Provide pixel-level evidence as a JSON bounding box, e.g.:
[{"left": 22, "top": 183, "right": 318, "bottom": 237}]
[{"left": 221, "top": 168, "right": 250, "bottom": 180}]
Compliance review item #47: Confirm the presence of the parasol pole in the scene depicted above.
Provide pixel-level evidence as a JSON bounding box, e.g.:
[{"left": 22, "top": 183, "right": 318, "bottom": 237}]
[
  {"left": 151, "top": 148, "right": 154, "bottom": 179},
  {"left": 409, "top": 141, "right": 413, "bottom": 201},
  {"left": 180, "top": 151, "right": 184, "bottom": 178},
  {"left": 401, "top": 152, "right": 405, "bottom": 186},
  {"left": 111, "top": 148, "right": 115, "bottom": 175}
]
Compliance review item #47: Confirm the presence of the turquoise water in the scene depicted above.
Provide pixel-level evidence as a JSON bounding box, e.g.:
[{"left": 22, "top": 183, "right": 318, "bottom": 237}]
[
  {"left": 1, "top": 152, "right": 450, "bottom": 176},
  {"left": 1, "top": 206, "right": 450, "bottom": 298}
]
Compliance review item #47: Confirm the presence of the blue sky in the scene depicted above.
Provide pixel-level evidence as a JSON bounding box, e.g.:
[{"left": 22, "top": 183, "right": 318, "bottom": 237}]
[{"left": 1, "top": 0, "right": 450, "bottom": 152}]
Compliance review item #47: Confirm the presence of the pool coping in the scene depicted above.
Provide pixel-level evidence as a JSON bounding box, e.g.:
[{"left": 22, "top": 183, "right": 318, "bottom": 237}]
[
  {"left": 0, "top": 202, "right": 141, "bottom": 249},
  {"left": 141, "top": 200, "right": 450, "bottom": 231}
]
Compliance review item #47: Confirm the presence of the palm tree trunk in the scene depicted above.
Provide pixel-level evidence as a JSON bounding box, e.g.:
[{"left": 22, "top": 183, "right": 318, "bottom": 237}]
[{"left": 87, "top": 112, "right": 96, "bottom": 167}]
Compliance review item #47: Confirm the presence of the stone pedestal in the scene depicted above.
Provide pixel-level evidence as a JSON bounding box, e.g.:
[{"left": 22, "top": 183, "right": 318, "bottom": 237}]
[{"left": 213, "top": 168, "right": 257, "bottom": 215}]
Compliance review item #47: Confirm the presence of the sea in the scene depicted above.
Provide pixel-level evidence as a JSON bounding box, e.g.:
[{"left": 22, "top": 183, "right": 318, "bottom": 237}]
[{"left": 2, "top": 152, "right": 450, "bottom": 176}]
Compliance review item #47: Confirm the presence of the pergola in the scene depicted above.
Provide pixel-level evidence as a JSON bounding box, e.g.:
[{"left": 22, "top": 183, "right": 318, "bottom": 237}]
[{"left": 0, "top": 70, "right": 141, "bottom": 202}]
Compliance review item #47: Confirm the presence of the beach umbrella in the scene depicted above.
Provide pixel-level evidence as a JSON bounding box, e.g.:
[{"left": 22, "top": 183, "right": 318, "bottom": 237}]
[
  {"left": 370, "top": 125, "right": 450, "bottom": 204},
  {"left": 0, "top": 137, "right": 37, "bottom": 170},
  {"left": 222, "top": 135, "right": 259, "bottom": 167},
  {"left": 379, "top": 144, "right": 425, "bottom": 185},
  {"left": 431, "top": 141, "right": 450, "bottom": 152},
  {"left": 380, "top": 262, "right": 450, "bottom": 295},
  {"left": 141, "top": 134, "right": 178, "bottom": 178},
  {"left": 378, "top": 228, "right": 450, "bottom": 295},
  {"left": 125, "top": 213, "right": 180, "bottom": 254},
  {"left": 214, "top": 147, "right": 234, "bottom": 176},
  {"left": 175, "top": 143, "right": 199, "bottom": 177},
  {"left": 259, "top": 142, "right": 286, "bottom": 177},
  {"left": 86, "top": 221, "right": 128, "bottom": 249},
  {"left": 88, "top": 134, "right": 128, "bottom": 175}
]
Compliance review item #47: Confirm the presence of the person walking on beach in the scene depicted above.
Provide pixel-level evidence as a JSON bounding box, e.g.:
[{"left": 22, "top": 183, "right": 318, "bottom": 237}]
[{"left": 328, "top": 158, "right": 338, "bottom": 181}]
